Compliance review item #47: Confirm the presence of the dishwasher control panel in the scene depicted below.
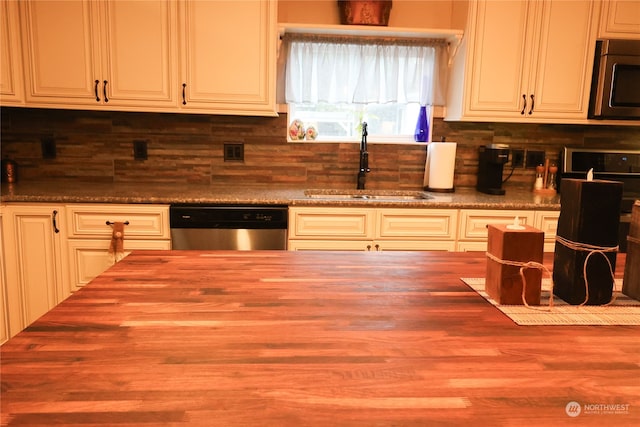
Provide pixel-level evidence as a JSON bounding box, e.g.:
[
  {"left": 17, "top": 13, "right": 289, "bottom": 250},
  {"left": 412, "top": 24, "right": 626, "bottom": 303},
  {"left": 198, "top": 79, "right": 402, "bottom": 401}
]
[{"left": 170, "top": 205, "right": 288, "bottom": 229}]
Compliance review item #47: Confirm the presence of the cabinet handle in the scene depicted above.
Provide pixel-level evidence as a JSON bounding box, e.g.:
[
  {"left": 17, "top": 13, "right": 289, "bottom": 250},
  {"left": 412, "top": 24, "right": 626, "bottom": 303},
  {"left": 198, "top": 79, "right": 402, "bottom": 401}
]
[
  {"left": 366, "top": 244, "right": 372, "bottom": 251},
  {"left": 528, "top": 94, "right": 534, "bottom": 115},
  {"left": 374, "top": 244, "right": 380, "bottom": 251},
  {"left": 182, "top": 83, "right": 187, "bottom": 105},
  {"left": 52, "top": 210, "right": 60, "bottom": 234},
  {"left": 521, "top": 94, "right": 527, "bottom": 115},
  {"left": 106, "top": 220, "right": 130, "bottom": 226},
  {"left": 94, "top": 80, "right": 100, "bottom": 102},
  {"left": 103, "top": 80, "right": 109, "bottom": 103}
]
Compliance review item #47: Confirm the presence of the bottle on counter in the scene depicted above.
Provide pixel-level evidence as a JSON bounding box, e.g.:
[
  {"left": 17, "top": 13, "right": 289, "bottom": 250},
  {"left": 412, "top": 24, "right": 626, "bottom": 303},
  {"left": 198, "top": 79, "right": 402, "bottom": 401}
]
[
  {"left": 534, "top": 165, "right": 544, "bottom": 190},
  {"left": 547, "top": 164, "right": 558, "bottom": 190},
  {"left": 1, "top": 157, "right": 18, "bottom": 183}
]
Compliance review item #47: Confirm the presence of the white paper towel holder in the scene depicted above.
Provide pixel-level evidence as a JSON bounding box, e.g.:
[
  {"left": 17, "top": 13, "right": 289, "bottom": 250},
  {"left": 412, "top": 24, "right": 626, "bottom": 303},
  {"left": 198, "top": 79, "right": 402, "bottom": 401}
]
[{"left": 423, "top": 139, "right": 457, "bottom": 193}]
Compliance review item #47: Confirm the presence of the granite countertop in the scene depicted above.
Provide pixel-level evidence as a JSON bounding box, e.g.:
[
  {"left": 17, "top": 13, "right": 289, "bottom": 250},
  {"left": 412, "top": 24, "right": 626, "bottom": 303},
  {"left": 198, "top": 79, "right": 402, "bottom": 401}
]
[{"left": 1, "top": 181, "right": 561, "bottom": 210}]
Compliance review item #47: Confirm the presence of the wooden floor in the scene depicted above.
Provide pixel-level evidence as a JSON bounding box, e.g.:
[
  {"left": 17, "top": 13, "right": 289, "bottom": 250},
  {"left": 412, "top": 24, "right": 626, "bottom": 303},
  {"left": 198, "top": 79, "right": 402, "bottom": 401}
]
[{"left": 1, "top": 250, "right": 639, "bottom": 426}]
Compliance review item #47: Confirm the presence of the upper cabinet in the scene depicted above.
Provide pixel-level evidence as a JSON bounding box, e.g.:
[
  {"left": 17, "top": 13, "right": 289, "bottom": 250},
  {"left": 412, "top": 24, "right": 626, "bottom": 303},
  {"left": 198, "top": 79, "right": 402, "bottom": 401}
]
[
  {"left": 178, "top": 0, "right": 277, "bottom": 116},
  {"left": 446, "top": 0, "right": 600, "bottom": 123},
  {"left": 598, "top": 0, "right": 640, "bottom": 39},
  {"left": 12, "top": 0, "right": 277, "bottom": 116},
  {"left": 19, "top": 0, "right": 177, "bottom": 110},
  {"left": 0, "top": 0, "right": 25, "bottom": 105}
]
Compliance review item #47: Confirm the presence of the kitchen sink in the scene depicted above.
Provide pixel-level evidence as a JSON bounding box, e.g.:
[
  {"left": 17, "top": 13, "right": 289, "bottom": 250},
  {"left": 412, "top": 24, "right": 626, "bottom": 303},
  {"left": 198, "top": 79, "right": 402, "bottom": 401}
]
[{"left": 304, "top": 189, "right": 433, "bottom": 201}]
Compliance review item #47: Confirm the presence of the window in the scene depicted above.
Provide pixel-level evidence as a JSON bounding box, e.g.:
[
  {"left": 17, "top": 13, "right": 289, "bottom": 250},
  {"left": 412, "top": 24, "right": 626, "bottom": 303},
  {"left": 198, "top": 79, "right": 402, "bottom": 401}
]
[{"left": 281, "top": 33, "right": 448, "bottom": 143}]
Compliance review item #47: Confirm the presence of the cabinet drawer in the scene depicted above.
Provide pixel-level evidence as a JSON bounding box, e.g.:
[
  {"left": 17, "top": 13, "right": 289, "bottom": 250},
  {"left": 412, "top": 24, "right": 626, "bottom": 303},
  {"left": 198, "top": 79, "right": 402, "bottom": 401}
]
[
  {"left": 288, "top": 240, "right": 371, "bottom": 251},
  {"left": 289, "top": 208, "right": 374, "bottom": 239},
  {"left": 459, "top": 210, "right": 535, "bottom": 240},
  {"left": 377, "top": 209, "right": 457, "bottom": 240},
  {"left": 66, "top": 204, "right": 170, "bottom": 239}
]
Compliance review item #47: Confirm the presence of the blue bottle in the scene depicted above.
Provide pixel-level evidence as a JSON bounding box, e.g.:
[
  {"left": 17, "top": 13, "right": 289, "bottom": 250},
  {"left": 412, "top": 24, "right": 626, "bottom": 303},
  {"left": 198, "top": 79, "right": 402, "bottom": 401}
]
[{"left": 414, "top": 105, "right": 429, "bottom": 142}]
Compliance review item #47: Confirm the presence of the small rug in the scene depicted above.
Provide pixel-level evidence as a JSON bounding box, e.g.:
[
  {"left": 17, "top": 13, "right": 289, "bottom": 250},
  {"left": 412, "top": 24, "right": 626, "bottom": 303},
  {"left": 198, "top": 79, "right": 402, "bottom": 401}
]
[{"left": 461, "top": 278, "right": 640, "bottom": 326}]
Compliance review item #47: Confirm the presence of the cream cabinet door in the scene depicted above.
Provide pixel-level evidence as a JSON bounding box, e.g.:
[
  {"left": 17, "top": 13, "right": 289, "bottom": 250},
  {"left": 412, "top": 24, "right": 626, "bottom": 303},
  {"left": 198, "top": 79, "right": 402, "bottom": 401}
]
[
  {"left": 20, "top": 0, "right": 101, "bottom": 105},
  {"left": 67, "top": 239, "right": 170, "bottom": 291},
  {"left": 98, "top": 0, "right": 178, "bottom": 108},
  {"left": 527, "top": 0, "right": 599, "bottom": 119},
  {"left": 179, "top": 0, "right": 277, "bottom": 115},
  {"left": 464, "top": 0, "right": 533, "bottom": 118},
  {"left": 0, "top": 0, "right": 25, "bottom": 105},
  {"left": 0, "top": 209, "right": 10, "bottom": 344},
  {"left": 1, "top": 204, "right": 69, "bottom": 330},
  {"left": 20, "top": 0, "right": 177, "bottom": 109},
  {"left": 599, "top": 0, "right": 640, "bottom": 39}
]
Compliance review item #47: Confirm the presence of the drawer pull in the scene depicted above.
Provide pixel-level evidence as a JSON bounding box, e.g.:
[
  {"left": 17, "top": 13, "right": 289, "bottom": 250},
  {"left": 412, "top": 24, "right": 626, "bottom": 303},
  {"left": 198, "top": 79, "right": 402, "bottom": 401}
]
[
  {"left": 103, "top": 80, "right": 109, "bottom": 103},
  {"left": 52, "top": 210, "right": 60, "bottom": 234},
  {"left": 106, "top": 220, "right": 130, "bottom": 226}
]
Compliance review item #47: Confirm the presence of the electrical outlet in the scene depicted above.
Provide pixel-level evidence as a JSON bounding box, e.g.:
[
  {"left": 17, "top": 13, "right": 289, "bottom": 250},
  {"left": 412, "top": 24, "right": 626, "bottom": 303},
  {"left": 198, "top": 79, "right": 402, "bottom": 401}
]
[
  {"left": 41, "top": 136, "right": 56, "bottom": 159},
  {"left": 133, "top": 140, "right": 148, "bottom": 160},
  {"left": 511, "top": 149, "right": 525, "bottom": 168},
  {"left": 224, "top": 143, "right": 244, "bottom": 161},
  {"left": 526, "top": 150, "right": 545, "bottom": 169}
]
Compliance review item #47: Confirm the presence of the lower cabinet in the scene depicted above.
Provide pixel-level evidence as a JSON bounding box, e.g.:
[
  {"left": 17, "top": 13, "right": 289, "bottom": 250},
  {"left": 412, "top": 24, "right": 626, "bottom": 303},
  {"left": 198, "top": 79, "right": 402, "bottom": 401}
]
[
  {"left": 288, "top": 207, "right": 459, "bottom": 251},
  {"left": 0, "top": 202, "right": 170, "bottom": 340},
  {"left": 1, "top": 203, "right": 69, "bottom": 338},
  {"left": 289, "top": 206, "right": 559, "bottom": 253},
  {"left": 456, "top": 209, "right": 559, "bottom": 252},
  {"left": 65, "top": 204, "right": 170, "bottom": 292}
]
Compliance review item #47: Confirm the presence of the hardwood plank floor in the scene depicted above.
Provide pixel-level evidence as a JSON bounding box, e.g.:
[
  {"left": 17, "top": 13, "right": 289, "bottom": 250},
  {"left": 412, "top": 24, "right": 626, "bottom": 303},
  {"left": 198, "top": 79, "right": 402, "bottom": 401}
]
[{"left": 1, "top": 251, "right": 638, "bottom": 426}]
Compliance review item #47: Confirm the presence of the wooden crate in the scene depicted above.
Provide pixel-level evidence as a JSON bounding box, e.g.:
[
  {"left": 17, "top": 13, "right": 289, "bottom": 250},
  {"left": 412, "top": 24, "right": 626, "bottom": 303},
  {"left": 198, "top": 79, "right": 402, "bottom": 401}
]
[{"left": 486, "top": 223, "right": 544, "bottom": 305}]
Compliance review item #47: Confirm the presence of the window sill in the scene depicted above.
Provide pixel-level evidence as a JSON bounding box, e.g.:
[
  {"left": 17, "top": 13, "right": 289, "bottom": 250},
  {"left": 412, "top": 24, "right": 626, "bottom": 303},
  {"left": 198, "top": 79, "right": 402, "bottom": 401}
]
[{"left": 287, "top": 138, "right": 431, "bottom": 146}]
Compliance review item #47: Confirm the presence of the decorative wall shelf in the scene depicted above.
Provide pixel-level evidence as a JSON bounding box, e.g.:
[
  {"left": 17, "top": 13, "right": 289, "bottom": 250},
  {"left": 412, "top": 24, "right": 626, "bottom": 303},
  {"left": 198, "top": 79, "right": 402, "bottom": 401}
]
[{"left": 278, "top": 23, "right": 463, "bottom": 44}]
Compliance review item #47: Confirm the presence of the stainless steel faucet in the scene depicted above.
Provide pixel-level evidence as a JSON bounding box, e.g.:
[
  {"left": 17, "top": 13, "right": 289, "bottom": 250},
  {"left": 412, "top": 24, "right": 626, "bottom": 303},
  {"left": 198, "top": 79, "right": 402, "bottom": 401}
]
[{"left": 357, "top": 122, "right": 370, "bottom": 189}]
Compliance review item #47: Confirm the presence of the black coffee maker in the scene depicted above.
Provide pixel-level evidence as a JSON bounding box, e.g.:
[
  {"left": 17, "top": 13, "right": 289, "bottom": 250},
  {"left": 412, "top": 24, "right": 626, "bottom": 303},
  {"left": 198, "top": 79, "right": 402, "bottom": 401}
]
[{"left": 477, "top": 144, "right": 509, "bottom": 195}]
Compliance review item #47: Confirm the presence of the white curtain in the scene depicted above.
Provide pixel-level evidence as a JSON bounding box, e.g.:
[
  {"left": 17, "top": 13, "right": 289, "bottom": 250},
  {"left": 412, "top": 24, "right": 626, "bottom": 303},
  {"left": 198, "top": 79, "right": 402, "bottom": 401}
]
[{"left": 283, "top": 34, "right": 448, "bottom": 106}]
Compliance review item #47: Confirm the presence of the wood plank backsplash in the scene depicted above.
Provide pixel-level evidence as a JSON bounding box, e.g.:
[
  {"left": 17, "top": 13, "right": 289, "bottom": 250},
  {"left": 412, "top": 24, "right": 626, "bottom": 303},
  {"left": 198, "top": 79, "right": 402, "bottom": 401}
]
[{"left": 1, "top": 107, "right": 638, "bottom": 190}]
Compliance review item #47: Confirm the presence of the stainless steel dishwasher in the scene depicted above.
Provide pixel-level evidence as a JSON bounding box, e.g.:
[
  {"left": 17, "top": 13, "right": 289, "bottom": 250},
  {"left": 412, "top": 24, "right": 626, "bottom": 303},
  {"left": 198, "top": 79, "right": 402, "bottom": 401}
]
[{"left": 170, "top": 205, "right": 288, "bottom": 250}]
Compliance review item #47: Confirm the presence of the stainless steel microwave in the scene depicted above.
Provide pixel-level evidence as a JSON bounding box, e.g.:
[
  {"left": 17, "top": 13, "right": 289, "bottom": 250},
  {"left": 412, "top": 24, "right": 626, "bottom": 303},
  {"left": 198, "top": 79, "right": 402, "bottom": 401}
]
[{"left": 588, "top": 39, "right": 640, "bottom": 120}]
